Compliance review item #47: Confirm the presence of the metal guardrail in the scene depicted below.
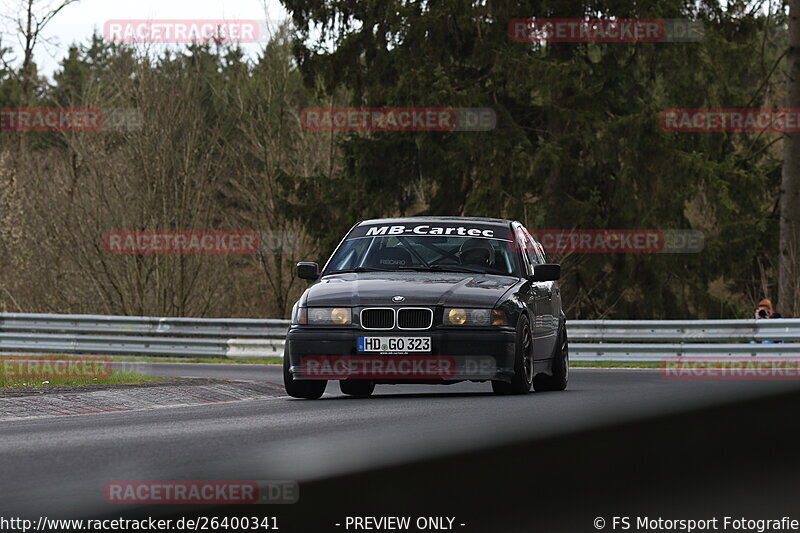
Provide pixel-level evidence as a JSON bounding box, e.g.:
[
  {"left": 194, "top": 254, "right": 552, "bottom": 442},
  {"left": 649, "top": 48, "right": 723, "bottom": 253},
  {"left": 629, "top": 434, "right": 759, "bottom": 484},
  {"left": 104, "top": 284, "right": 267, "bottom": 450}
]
[
  {"left": 0, "top": 313, "right": 798, "bottom": 360},
  {"left": 0, "top": 313, "right": 288, "bottom": 359},
  {"left": 571, "top": 342, "right": 800, "bottom": 361},
  {"left": 569, "top": 319, "right": 800, "bottom": 360},
  {"left": 569, "top": 319, "right": 800, "bottom": 343},
  {"left": 0, "top": 313, "right": 288, "bottom": 338}
]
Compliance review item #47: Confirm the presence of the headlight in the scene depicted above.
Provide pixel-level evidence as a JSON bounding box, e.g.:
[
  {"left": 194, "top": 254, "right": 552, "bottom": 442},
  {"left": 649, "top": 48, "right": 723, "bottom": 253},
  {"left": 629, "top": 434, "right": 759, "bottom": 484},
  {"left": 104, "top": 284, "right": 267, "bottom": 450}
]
[
  {"left": 292, "top": 306, "right": 307, "bottom": 325},
  {"left": 444, "top": 308, "right": 504, "bottom": 326},
  {"left": 447, "top": 308, "right": 468, "bottom": 325},
  {"left": 304, "top": 307, "right": 352, "bottom": 326}
]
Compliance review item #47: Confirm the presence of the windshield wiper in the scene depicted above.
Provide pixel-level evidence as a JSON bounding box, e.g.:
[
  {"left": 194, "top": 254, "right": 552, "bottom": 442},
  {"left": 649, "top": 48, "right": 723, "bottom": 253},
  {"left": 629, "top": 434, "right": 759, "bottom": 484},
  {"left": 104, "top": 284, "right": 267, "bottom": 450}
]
[
  {"left": 327, "top": 267, "right": 391, "bottom": 274},
  {"left": 397, "top": 265, "right": 487, "bottom": 274}
]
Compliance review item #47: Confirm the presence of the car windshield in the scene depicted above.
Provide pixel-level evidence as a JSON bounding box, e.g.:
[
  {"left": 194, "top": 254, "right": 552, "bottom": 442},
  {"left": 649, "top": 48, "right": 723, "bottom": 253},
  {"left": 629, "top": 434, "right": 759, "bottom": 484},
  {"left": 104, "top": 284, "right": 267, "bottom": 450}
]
[{"left": 325, "top": 234, "right": 521, "bottom": 276}]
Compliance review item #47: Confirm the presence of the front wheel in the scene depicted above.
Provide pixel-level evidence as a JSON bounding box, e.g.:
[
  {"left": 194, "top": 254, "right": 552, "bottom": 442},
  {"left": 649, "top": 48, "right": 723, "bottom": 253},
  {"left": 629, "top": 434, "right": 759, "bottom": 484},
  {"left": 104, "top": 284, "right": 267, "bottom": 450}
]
[
  {"left": 492, "top": 315, "right": 533, "bottom": 395},
  {"left": 284, "top": 354, "right": 327, "bottom": 399},
  {"left": 533, "top": 324, "right": 568, "bottom": 392}
]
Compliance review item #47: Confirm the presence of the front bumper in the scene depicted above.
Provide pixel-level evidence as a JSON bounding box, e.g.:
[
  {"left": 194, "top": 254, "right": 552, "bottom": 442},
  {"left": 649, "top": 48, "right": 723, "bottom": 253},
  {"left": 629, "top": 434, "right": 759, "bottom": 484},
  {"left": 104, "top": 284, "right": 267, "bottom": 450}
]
[{"left": 285, "top": 327, "right": 516, "bottom": 383}]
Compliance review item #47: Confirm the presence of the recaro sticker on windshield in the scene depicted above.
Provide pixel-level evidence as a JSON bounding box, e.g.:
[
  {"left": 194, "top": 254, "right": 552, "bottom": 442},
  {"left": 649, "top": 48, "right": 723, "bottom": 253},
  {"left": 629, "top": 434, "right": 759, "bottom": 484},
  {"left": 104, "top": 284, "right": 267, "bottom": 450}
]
[{"left": 347, "top": 224, "right": 512, "bottom": 240}]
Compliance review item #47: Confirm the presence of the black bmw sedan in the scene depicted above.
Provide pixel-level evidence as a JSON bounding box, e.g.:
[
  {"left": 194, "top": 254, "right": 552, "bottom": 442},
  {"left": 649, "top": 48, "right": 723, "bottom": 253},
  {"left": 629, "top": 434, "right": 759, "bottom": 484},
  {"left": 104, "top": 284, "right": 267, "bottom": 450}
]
[{"left": 283, "top": 217, "right": 568, "bottom": 399}]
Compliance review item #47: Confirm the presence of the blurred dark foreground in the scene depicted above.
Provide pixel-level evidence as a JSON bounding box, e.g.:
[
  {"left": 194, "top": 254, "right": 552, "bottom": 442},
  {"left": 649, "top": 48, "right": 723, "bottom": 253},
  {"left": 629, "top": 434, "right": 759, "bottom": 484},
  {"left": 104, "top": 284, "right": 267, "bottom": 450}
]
[{"left": 95, "top": 386, "right": 800, "bottom": 533}]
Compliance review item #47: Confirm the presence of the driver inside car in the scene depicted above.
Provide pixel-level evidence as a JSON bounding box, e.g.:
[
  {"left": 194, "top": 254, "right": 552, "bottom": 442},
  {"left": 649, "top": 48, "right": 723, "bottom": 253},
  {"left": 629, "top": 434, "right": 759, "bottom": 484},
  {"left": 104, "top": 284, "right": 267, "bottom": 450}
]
[{"left": 459, "top": 238, "right": 495, "bottom": 268}]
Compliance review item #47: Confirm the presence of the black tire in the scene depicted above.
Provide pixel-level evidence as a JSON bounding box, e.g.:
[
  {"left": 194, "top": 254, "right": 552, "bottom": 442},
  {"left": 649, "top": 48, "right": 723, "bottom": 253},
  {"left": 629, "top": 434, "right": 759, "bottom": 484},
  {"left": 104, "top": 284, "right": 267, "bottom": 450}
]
[
  {"left": 283, "top": 353, "right": 327, "bottom": 399},
  {"left": 533, "top": 323, "right": 569, "bottom": 392},
  {"left": 492, "top": 315, "right": 533, "bottom": 395},
  {"left": 340, "top": 380, "right": 375, "bottom": 397}
]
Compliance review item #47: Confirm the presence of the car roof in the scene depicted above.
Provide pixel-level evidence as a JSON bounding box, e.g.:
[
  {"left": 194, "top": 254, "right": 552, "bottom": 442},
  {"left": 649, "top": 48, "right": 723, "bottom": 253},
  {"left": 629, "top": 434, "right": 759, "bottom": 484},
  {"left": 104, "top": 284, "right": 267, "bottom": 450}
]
[{"left": 357, "top": 216, "right": 515, "bottom": 228}]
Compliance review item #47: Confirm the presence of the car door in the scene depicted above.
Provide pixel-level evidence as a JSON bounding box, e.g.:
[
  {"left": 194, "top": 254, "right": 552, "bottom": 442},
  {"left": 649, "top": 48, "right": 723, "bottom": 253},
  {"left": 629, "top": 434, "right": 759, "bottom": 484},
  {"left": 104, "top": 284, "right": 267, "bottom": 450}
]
[
  {"left": 520, "top": 228, "right": 558, "bottom": 360},
  {"left": 534, "top": 238, "right": 561, "bottom": 352},
  {"left": 512, "top": 224, "right": 551, "bottom": 361}
]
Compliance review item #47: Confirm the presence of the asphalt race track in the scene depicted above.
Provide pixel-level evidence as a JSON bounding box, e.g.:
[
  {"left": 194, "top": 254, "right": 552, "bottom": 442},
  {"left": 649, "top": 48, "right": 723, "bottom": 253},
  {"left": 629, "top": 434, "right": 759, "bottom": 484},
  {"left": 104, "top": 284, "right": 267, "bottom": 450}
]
[{"left": 3, "top": 364, "right": 800, "bottom": 531}]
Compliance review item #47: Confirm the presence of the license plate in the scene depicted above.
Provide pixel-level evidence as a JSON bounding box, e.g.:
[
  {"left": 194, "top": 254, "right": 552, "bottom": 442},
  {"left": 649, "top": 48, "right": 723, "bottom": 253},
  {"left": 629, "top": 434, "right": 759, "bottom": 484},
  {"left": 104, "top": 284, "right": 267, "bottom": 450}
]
[{"left": 357, "top": 336, "right": 431, "bottom": 353}]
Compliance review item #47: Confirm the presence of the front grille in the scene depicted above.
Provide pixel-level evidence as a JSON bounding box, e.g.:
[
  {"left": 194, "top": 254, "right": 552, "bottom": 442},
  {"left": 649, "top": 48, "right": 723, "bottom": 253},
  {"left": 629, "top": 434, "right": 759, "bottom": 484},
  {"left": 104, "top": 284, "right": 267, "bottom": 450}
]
[
  {"left": 398, "top": 308, "right": 433, "bottom": 330},
  {"left": 361, "top": 308, "right": 395, "bottom": 329}
]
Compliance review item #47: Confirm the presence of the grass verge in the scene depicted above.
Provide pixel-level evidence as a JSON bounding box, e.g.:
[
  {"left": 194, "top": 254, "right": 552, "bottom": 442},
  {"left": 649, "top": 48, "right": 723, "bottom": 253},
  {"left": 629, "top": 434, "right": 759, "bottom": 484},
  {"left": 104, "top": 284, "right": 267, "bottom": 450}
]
[
  {"left": 109, "top": 356, "right": 284, "bottom": 365},
  {"left": 571, "top": 361, "right": 662, "bottom": 368},
  {"left": 0, "top": 369, "right": 161, "bottom": 390}
]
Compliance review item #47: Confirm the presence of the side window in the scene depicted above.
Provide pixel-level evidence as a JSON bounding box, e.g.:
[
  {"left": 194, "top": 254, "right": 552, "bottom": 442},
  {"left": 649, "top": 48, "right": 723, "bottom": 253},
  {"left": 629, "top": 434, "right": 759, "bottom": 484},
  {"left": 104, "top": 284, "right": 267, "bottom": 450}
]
[
  {"left": 513, "top": 226, "right": 532, "bottom": 274},
  {"left": 522, "top": 230, "right": 541, "bottom": 268},
  {"left": 534, "top": 241, "right": 546, "bottom": 265},
  {"left": 513, "top": 225, "right": 540, "bottom": 275}
]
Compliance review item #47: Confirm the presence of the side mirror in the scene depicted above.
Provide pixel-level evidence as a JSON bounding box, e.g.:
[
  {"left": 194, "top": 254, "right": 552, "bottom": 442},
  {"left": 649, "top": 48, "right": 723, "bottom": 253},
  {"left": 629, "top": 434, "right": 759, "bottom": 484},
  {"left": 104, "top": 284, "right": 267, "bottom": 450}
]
[
  {"left": 297, "top": 262, "right": 320, "bottom": 280},
  {"left": 531, "top": 263, "right": 560, "bottom": 282}
]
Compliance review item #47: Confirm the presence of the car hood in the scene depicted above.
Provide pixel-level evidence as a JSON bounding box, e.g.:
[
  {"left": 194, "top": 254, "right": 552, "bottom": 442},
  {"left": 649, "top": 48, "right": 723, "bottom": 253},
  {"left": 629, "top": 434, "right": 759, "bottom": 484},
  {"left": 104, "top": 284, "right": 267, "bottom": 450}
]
[{"left": 302, "top": 272, "right": 520, "bottom": 308}]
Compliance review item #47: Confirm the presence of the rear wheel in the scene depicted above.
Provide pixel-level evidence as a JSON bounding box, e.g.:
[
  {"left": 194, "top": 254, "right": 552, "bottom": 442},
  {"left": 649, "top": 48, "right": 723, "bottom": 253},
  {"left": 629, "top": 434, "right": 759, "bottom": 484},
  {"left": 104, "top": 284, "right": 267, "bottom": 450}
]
[
  {"left": 533, "top": 324, "right": 568, "bottom": 392},
  {"left": 340, "top": 380, "right": 375, "bottom": 397},
  {"left": 492, "top": 315, "right": 533, "bottom": 395},
  {"left": 283, "top": 353, "right": 327, "bottom": 399}
]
